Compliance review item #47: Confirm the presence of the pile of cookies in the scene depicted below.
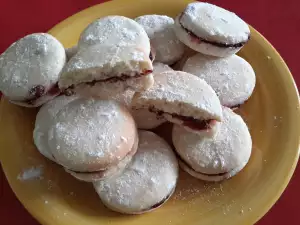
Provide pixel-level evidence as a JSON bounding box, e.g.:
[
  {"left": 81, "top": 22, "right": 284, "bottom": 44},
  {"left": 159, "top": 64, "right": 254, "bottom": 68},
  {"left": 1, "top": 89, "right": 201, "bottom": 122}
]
[{"left": 0, "top": 2, "right": 255, "bottom": 214}]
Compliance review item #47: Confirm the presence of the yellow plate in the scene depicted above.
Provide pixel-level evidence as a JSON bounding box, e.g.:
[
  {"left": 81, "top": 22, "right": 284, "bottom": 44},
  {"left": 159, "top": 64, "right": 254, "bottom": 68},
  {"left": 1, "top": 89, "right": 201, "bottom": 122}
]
[{"left": 1, "top": 0, "right": 300, "bottom": 225}]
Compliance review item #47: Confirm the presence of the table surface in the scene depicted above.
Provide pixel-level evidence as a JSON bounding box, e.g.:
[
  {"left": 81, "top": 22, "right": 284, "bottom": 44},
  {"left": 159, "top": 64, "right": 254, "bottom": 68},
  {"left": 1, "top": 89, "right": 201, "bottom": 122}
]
[{"left": 0, "top": 0, "right": 299, "bottom": 224}]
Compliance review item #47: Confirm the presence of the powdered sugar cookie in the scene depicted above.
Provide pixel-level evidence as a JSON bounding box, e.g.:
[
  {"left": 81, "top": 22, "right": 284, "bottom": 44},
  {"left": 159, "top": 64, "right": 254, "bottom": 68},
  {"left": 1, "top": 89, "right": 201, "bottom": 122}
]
[
  {"left": 47, "top": 99, "right": 138, "bottom": 181},
  {"left": 94, "top": 131, "right": 178, "bottom": 214},
  {"left": 173, "top": 107, "right": 252, "bottom": 182},
  {"left": 174, "top": 2, "right": 250, "bottom": 57},
  {"left": 183, "top": 53, "right": 256, "bottom": 108},
  {"left": 0, "top": 33, "right": 66, "bottom": 107}
]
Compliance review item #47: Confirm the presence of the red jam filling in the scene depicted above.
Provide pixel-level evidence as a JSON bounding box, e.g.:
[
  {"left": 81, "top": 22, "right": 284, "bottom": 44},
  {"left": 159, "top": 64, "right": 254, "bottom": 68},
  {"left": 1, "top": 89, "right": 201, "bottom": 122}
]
[
  {"left": 24, "top": 82, "right": 60, "bottom": 105},
  {"left": 148, "top": 106, "right": 215, "bottom": 131},
  {"left": 65, "top": 70, "right": 153, "bottom": 93}
]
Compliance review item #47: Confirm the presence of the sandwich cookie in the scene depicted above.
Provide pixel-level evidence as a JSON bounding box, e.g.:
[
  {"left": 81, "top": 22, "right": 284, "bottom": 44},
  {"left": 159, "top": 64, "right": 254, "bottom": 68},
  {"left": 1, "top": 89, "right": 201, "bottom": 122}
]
[
  {"left": 132, "top": 71, "right": 222, "bottom": 137},
  {"left": 59, "top": 44, "right": 154, "bottom": 95},
  {"left": 174, "top": 2, "right": 250, "bottom": 57},
  {"left": 172, "top": 107, "right": 252, "bottom": 182},
  {"left": 78, "top": 16, "right": 151, "bottom": 56},
  {"left": 131, "top": 62, "right": 172, "bottom": 129},
  {"left": 135, "top": 15, "right": 185, "bottom": 65},
  {"left": 0, "top": 33, "right": 66, "bottom": 107},
  {"left": 183, "top": 54, "right": 256, "bottom": 108},
  {"left": 33, "top": 95, "right": 78, "bottom": 161},
  {"left": 47, "top": 98, "right": 138, "bottom": 182},
  {"left": 93, "top": 131, "right": 178, "bottom": 214}
]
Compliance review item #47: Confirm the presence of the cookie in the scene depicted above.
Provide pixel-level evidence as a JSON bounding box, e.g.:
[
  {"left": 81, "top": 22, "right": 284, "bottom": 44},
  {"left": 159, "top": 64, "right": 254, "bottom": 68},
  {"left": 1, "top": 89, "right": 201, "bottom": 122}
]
[
  {"left": 174, "top": 2, "right": 250, "bottom": 57},
  {"left": 183, "top": 53, "right": 256, "bottom": 108},
  {"left": 94, "top": 131, "right": 178, "bottom": 214},
  {"left": 172, "top": 107, "right": 252, "bottom": 182},
  {"left": 0, "top": 33, "right": 66, "bottom": 107}
]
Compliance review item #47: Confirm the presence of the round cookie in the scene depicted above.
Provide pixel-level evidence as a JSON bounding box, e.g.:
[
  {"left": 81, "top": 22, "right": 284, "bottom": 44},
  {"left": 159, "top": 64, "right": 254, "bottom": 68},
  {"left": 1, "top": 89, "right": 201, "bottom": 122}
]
[
  {"left": 172, "top": 107, "right": 252, "bottom": 182},
  {"left": 48, "top": 98, "right": 138, "bottom": 174},
  {"left": 132, "top": 71, "right": 222, "bottom": 137},
  {"left": 183, "top": 53, "right": 256, "bottom": 108},
  {"left": 0, "top": 33, "right": 66, "bottom": 107},
  {"left": 174, "top": 2, "right": 250, "bottom": 57},
  {"left": 78, "top": 16, "right": 150, "bottom": 55},
  {"left": 93, "top": 131, "right": 178, "bottom": 214},
  {"left": 33, "top": 95, "right": 78, "bottom": 161},
  {"left": 135, "top": 15, "right": 184, "bottom": 65}
]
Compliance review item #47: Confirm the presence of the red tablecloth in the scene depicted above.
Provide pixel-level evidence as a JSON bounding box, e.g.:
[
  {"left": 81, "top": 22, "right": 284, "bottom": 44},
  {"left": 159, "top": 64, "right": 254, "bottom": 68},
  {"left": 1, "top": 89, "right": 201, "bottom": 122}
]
[{"left": 0, "top": 0, "right": 299, "bottom": 224}]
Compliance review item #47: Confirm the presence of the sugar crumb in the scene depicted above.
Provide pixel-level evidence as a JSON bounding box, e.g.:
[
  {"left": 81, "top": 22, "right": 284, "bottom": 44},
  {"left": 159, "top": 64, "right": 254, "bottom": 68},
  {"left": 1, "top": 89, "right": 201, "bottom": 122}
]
[{"left": 17, "top": 165, "right": 43, "bottom": 181}]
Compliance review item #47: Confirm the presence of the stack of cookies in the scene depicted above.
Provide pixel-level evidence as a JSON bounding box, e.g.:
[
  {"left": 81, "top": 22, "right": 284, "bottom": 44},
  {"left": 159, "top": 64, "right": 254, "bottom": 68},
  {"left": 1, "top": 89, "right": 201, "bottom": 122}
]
[{"left": 0, "top": 2, "right": 256, "bottom": 214}]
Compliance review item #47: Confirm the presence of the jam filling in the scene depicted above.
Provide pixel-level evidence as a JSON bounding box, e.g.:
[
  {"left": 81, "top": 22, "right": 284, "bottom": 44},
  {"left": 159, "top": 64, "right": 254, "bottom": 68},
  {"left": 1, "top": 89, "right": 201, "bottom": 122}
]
[
  {"left": 24, "top": 82, "right": 60, "bottom": 105},
  {"left": 148, "top": 106, "right": 215, "bottom": 131},
  {"left": 64, "top": 70, "right": 153, "bottom": 94},
  {"left": 179, "top": 13, "right": 249, "bottom": 48}
]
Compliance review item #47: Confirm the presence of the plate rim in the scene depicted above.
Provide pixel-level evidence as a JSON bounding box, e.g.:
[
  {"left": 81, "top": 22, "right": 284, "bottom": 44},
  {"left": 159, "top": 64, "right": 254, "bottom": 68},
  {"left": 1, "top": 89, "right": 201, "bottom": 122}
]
[{"left": 1, "top": 0, "right": 300, "bottom": 224}]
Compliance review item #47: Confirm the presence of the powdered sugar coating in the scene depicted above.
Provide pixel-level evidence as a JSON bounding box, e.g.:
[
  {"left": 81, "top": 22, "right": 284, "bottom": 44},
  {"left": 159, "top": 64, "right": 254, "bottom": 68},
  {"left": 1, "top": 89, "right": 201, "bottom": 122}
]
[
  {"left": 78, "top": 16, "right": 150, "bottom": 55},
  {"left": 181, "top": 2, "right": 250, "bottom": 44},
  {"left": 0, "top": 33, "right": 66, "bottom": 102},
  {"left": 183, "top": 54, "right": 256, "bottom": 107},
  {"left": 33, "top": 95, "right": 78, "bottom": 161},
  {"left": 48, "top": 99, "right": 137, "bottom": 172},
  {"left": 59, "top": 44, "right": 153, "bottom": 90},
  {"left": 135, "top": 15, "right": 184, "bottom": 65},
  {"left": 172, "top": 107, "right": 252, "bottom": 175},
  {"left": 132, "top": 71, "right": 222, "bottom": 121},
  {"left": 94, "top": 131, "right": 178, "bottom": 214}
]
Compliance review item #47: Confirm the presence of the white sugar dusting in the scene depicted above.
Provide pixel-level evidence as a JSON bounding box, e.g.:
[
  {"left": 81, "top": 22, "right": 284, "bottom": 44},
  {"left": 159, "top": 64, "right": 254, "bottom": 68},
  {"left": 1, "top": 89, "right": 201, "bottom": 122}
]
[{"left": 17, "top": 165, "right": 44, "bottom": 181}]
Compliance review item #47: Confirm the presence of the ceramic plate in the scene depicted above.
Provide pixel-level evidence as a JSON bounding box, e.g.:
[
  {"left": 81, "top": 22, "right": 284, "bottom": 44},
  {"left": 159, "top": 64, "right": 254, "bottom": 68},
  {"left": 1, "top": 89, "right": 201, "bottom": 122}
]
[{"left": 1, "top": 0, "right": 299, "bottom": 225}]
